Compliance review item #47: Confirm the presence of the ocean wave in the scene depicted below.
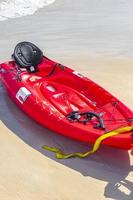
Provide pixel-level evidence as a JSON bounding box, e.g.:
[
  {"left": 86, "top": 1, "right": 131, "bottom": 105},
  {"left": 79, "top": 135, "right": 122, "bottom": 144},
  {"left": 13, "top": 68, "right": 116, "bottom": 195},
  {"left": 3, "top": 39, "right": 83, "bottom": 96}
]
[{"left": 0, "top": 0, "right": 56, "bottom": 21}]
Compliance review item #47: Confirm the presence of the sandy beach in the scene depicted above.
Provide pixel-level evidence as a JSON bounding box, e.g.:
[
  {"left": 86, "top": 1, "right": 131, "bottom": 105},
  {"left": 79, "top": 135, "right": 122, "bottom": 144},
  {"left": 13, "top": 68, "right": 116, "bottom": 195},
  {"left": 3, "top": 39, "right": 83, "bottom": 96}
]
[{"left": 0, "top": 0, "right": 133, "bottom": 199}]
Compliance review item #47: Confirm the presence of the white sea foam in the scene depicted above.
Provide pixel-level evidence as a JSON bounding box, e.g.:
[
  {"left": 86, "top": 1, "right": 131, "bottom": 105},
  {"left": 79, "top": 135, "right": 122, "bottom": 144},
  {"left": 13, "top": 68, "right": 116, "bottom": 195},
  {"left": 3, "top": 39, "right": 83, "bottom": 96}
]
[{"left": 0, "top": 0, "right": 55, "bottom": 21}]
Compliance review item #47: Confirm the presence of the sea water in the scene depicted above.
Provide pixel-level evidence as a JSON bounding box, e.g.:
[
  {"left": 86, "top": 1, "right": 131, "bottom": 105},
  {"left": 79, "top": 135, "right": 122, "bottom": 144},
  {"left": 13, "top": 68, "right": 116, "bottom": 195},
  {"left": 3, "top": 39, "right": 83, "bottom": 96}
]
[
  {"left": 0, "top": 0, "right": 133, "bottom": 58},
  {"left": 0, "top": 0, "right": 56, "bottom": 20}
]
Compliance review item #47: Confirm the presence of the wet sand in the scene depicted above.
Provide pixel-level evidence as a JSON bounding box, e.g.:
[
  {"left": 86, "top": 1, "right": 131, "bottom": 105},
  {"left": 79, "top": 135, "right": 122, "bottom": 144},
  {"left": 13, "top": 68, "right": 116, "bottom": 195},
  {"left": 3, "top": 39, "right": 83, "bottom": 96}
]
[{"left": 0, "top": 0, "right": 133, "bottom": 199}]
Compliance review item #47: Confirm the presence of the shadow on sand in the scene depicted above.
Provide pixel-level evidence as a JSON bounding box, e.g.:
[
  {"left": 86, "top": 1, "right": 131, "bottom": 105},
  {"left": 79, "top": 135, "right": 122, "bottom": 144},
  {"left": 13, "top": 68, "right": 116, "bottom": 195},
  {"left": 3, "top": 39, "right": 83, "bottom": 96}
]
[{"left": 0, "top": 85, "right": 133, "bottom": 200}]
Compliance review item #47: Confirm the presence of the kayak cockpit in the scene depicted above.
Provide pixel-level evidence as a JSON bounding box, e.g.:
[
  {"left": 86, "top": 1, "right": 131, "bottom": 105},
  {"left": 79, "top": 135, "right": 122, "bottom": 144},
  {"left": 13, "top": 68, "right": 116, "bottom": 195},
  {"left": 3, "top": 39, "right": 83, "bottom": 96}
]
[{"left": 39, "top": 80, "right": 96, "bottom": 115}]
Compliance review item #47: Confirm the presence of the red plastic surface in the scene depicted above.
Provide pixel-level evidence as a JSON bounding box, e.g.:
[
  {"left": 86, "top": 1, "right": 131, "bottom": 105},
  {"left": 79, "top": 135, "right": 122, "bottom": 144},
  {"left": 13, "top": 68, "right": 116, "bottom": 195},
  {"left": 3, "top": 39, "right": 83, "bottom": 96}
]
[{"left": 0, "top": 57, "right": 133, "bottom": 150}]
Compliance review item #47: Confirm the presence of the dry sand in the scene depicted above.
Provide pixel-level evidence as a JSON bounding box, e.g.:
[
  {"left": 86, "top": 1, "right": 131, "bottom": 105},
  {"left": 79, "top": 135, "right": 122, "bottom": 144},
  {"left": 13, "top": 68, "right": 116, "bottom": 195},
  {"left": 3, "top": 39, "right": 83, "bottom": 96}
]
[{"left": 0, "top": 0, "right": 133, "bottom": 199}]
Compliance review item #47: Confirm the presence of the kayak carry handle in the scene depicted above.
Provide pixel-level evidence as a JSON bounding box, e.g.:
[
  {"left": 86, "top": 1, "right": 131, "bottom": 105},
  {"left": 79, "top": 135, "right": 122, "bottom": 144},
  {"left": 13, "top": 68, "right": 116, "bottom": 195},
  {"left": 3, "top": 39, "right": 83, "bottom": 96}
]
[
  {"left": 67, "top": 111, "right": 105, "bottom": 130},
  {"left": 81, "top": 111, "right": 106, "bottom": 130}
]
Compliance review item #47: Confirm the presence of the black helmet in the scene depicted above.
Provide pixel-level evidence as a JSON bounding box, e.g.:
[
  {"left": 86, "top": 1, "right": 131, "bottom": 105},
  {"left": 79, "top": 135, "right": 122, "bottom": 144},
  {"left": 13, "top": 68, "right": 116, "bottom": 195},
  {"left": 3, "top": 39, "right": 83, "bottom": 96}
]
[{"left": 12, "top": 41, "right": 43, "bottom": 72}]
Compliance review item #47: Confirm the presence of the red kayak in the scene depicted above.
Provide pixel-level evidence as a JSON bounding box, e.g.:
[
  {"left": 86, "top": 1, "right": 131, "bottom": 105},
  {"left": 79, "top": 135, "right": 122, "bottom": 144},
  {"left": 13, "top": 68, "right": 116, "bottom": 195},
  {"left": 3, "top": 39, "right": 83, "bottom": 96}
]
[{"left": 0, "top": 42, "right": 133, "bottom": 150}]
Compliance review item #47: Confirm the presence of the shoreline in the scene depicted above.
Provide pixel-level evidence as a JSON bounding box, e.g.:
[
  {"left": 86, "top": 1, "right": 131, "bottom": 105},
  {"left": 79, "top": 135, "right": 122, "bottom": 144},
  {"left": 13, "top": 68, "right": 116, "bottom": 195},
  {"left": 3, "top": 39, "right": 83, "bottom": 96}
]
[{"left": 0, "top": 0, "right": 133, "bottom": 199}]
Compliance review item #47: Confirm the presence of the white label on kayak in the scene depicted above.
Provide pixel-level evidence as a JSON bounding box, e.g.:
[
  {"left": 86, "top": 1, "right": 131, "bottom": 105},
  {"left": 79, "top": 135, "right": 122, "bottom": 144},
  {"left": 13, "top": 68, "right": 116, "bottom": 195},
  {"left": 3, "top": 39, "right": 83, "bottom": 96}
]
[
  {"left": 72, "top": 71, "right": 85, "bottom": 78},
  {"left": 16, "top": 87, "right": 31, "bottom": 104}
]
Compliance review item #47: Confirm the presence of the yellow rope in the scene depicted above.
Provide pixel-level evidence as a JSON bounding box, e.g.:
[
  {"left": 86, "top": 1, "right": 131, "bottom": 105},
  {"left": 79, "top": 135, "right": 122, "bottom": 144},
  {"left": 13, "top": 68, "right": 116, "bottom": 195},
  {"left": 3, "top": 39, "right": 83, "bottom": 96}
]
[{"left": 42, "top": 126, "right": 133, "bottom": 159}]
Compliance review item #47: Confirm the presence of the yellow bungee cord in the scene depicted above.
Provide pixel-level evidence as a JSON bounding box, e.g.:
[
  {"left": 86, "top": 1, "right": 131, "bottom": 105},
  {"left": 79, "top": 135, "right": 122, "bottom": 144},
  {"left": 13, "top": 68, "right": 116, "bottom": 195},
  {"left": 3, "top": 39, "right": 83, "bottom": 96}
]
[{"left": 42, "top": 126, "right": 133, "bottom": 159}]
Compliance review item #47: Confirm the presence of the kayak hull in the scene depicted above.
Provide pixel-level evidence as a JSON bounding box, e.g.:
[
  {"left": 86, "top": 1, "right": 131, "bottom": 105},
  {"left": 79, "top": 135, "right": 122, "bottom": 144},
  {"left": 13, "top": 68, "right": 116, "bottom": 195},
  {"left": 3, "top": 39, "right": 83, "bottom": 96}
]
[{"left": 0, "top": 58, "right": 133, "bottom": 150}]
